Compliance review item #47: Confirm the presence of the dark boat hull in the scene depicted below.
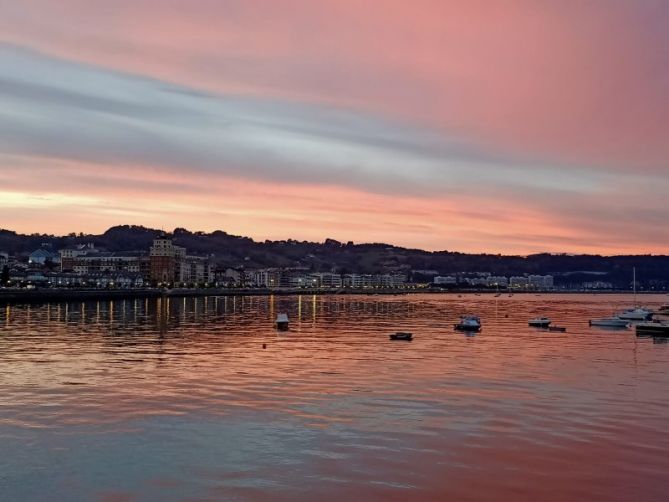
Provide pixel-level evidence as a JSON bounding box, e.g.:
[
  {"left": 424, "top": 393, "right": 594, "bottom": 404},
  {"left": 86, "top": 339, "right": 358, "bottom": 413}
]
[
  {"left": 529, "top": 322, "right": 551, "bottom": 328},
  {"left": 454, "top": 325, "right": 480, "bottom": 332},
  {"left": 389, "top": 333, "right": 413, "bottom": 341},
  {"left": 636, "top": 324, "right": 669, "bottom": 337}
]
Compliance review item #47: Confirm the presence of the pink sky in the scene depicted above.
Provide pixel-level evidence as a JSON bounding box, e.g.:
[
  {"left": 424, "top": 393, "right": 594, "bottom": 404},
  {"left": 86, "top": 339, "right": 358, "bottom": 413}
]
[{"left": 1, "top": 0, "right": 668, "bottom": 254}]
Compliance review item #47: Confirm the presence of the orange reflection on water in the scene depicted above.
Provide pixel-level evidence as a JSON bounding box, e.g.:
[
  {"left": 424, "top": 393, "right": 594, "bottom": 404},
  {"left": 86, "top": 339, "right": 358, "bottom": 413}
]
[{"left": 0, "top": 294, "right": 667, "bottom": 500}]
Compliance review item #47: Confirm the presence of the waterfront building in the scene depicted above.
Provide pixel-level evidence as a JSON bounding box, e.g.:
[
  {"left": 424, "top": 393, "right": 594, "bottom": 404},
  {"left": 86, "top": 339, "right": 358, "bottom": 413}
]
[
  {"left": 25, "top": 272, "right": 49, "bottom": 284},
  {"left": 286, "top": 274, "right": 315, "bottom": 288},
  {"left": 47, "top": 272, "right": 85, "bottom": 287},
  {"left": 486, "top": 276, "right": 509, "bottom": 287},
  {"left": 434, "top": 276, "right": 457, "bottom": 285},
  {"left": 510, "top": 276, "right": 530, "bottom": 289},
  {"left": 465, "top": 277, "right": 488, "bottom": 286},
  {"left": 508, "top": 275, "right": 554, "bottom": 290},
  {"left": 29, "top": 247, "right": 59, "bottom": 265},
  {"left": 343, "top": 274, "right": 364, "bottom": 288},
  {"left": 253, "top": 268, "right": 282, "bottom": 288},
  {"left": 149, "top": 235, "right": 184, "bottom": 284},
  {"left": 68, "top": 252, "right": 148, "bottom": 276},
  {"left": 178, "top": 255, "right": 214, "bottom": 285},
  {"left": 243, "top": 269, "right": 257, "bottom": 286},
  {"left": 310, "top": 272, "right": 343, "bottom": 288},
  {"left": 216, "top": 267, "right": 243, "bottom": 287},
  {"left": 528, "top": 275, "right": 554, "bottom": 290},
  {"left": 148, "top": 235, "right": 212, "bottom": 285},
  {"left": 279, "top": 268, "right": 312, "bottom": 288},
  {"left": 342, "top": 273, "right": 406, "bottom": 288},
  {"left": 582, "top": 281, "right": 613, "bottom": 290},
  {"left": 43, "top": 272, "right": 144, "bottom": 289},
  {"left": 374, "top": 273, "right": 407, "bottom": 287},
  {"left": 59, "top": 243, "right": 96, "bottom": 270}
]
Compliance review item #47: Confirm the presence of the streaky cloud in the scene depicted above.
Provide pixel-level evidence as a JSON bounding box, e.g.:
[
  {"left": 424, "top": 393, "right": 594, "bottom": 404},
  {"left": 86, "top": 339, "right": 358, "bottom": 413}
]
[{"left": 0, "top": 44, "right": 611, "bottom": 197}]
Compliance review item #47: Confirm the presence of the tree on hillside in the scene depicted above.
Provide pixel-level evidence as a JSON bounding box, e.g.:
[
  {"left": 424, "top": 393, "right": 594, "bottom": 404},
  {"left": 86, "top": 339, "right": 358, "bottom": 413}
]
[{"left": 1, "top": 265, "right": 9, "bottom": 285}]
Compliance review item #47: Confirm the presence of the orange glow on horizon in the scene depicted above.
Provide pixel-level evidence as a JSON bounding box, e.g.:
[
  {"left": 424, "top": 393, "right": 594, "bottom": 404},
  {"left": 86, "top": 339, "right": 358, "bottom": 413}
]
[{"left": 2, "top": 160, "right": 666, "bottom": 256}]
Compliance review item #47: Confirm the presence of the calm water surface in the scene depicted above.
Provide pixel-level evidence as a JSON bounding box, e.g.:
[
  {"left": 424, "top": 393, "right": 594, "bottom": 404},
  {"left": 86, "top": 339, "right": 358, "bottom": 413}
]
[{"left": 1, "top": 293, "right": 668, "bottom": 501}]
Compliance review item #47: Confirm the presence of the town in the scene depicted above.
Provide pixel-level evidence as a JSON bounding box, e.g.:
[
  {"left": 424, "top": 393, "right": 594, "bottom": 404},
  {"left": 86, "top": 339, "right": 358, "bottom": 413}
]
[{"left": 0, "top": 231, "right": 653, "bottom": 293}]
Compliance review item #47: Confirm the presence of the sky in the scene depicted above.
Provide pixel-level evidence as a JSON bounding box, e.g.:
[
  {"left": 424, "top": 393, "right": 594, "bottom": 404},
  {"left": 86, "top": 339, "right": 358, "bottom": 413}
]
[{"left": 1, "top": 0, "right": 668, "bottom": 255}]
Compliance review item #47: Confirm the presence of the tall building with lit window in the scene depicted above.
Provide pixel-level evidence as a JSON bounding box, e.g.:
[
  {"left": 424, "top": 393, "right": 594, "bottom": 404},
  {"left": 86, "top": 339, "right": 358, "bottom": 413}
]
[
  {"left": 150, "top": 235, "right": 185, "bottom": 284},
  {"left": 149, "top": 235, "right": 212, "bottom": 285}
]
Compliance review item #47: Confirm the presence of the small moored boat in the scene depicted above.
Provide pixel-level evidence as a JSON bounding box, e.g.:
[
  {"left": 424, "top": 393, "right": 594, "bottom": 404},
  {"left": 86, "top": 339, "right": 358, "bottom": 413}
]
[
  {"left": 617, "top": 268, "right": 652, "bottom": 321},
  {"left": 389, "top": 332, "right": 413, "bottom": 341},
  {"left": 275, "top": 313, "right": 289, "bottom": 331},
  {"left": 454, "top": 315, "right": 481, "bottom": 332},
  {"left": 528, "top": 317, "right": 551, "bottom": 328},
  {"left": 617, "top": 307, "right": 653, "bottom": 321},
  {"left": 589, "top": 317, "right": 630, "bottom": 328}
]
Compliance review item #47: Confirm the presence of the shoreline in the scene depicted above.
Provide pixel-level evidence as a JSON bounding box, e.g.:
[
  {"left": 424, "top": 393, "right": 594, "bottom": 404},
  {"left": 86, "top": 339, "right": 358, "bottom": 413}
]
[{"left": 0, "top": 287, "right": 665, "bottom": 305}]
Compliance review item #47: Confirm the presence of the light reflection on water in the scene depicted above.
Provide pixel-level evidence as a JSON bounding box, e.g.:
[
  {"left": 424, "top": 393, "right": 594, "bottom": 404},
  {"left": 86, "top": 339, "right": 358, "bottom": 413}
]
[{"left": 0, "top": 293, "right": 668, "bottom": 501}]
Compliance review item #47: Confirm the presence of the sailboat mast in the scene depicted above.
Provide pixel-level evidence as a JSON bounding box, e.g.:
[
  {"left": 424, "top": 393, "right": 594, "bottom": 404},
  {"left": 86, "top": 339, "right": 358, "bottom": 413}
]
[{"left": 633, "top": 266, "right": 637, "bottom": 307}]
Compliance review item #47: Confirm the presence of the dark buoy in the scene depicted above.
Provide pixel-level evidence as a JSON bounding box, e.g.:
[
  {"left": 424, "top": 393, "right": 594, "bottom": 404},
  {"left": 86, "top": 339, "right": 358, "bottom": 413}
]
[{"left": 262, "top": 343, "right": 267, "bottom": 349}]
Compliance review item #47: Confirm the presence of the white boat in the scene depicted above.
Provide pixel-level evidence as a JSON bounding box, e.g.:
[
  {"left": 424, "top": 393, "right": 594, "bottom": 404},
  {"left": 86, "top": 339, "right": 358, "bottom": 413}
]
[
  {"left": 617, "top": 307, "right": 653, "bottom": 321},
  {"left": 275, "top": 313, "right": 289, "bottom": 330},
  {"left": 528, "top": 317, "right": 551, "bottom": 328},
  {"left": 617, "top": 267, "right": 652, "bottom": 321},
  {"left": 589, "top": 317, "right": 630, "bottom": 328},
  {"left": 454, "top": 315, "right": 481, "bottom": 332}
]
